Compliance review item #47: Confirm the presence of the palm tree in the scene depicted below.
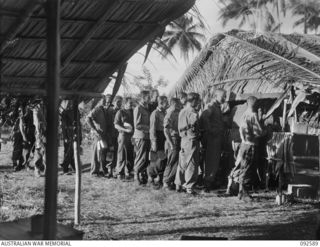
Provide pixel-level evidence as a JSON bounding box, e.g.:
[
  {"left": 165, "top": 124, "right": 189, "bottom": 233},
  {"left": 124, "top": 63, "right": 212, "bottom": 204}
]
[
  {"left": 218, "top": 0, "right": 285, "bottom": 32},
  {"left": 290, "top": 0, "right": 320, "bottom": 34},
  {"left": 156, "top": 15, "right": 206, "bottom": 62}
]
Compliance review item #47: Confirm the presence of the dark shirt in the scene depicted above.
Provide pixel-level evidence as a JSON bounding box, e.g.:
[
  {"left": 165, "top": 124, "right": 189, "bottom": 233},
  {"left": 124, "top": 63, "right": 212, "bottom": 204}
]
[
  {"left": 61, "top": 108, "right": 82, "bottom": 143},
  {"left": 149, "top": 101, "right": 158, "bottom": 114},
  {"left": 133, "top": 103, "right": 150, "bottom": 139},
  {"left": 199, "top": 101, "right": 224, "bottom": 136},
  {"left": 87, "top": 105, "right": 114, "bottom": 144},
  {"left": 114, "top": 109, "right": 134, "bottom": 136}
]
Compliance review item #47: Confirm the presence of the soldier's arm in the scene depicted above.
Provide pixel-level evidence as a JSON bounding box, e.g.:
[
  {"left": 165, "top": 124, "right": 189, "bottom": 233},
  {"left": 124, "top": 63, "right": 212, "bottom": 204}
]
[
  {"left": 150, "top": 111, "right": 157, "bottom": 151},
  {"left": 114, "top": 111, "right": 129, "bottom": 133},
  {"left": 19, "top": 117, "right": 27, "bottom": 142},
  {"left": 164, "top": 112, "right": 174, "bottom": 149}
]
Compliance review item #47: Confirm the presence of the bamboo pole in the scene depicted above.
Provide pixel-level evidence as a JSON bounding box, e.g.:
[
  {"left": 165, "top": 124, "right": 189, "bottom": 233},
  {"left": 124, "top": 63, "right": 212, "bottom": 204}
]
[
  {"left": 43, "top": 0, "right": 60, "bottom": 240},
  {"left": 73, "top": 97, "right": 81, "bottom": 226}
]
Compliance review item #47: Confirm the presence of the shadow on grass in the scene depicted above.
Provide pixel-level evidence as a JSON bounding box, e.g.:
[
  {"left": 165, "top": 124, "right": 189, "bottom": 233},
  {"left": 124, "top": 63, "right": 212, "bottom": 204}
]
[{"left": 116, "top": 211, "right": 318, "bottom": 240}]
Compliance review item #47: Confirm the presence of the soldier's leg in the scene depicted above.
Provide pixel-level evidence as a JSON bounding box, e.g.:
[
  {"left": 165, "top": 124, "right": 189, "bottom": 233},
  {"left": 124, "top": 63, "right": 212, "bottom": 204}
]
[
  {"left": 134, "top": 138, "right": 149, "bottom": 184},
  {"left": 184, "top": 140, "right": 200, "bottom": 193},
  {"left": 125, "top": 137, "right": 134, "bottom": 177},
  {"left": 204, "top": 136, "right": 222, "bottom": 189},
  {"left": 163, "top": 139, "right": 180, "bottom": 187},
  {"left": 115, "top": 135, "right": 126, "bottom": 177},
  {"left": 22, "top": 142, "right": 31, "bottom": 168},
  {"left": 33, "top": 148, "right": 42, "bottom": 177},
  {"left": 90, "top": 141, "right": 100, "bottom": 175}
]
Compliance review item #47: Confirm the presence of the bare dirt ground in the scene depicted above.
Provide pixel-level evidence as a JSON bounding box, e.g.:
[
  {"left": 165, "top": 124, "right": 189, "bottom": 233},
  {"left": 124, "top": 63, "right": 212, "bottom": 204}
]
[{"left": 0, "top": 143, "right": 319, "bottom": 240}]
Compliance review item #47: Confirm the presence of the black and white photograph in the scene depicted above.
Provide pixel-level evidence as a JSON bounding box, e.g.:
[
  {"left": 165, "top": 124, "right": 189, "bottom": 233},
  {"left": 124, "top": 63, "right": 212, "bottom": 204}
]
[{"left": 0, "top": 0, "right": 320, "bottom": 243}]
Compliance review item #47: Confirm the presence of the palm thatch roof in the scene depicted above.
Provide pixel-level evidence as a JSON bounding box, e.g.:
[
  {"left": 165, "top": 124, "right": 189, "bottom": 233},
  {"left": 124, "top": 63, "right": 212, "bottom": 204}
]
[
  {"left": 0, "top": 0, "right": 195, "bottom": 96},
  {"left": 171, "top": 30, "right": 320, "bottom": 101}
]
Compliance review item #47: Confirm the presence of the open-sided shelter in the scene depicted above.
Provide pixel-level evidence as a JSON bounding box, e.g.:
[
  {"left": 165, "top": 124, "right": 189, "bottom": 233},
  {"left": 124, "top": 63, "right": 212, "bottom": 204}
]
[{"left": 0, "top": 0, "right": 195, "bottom": 239}]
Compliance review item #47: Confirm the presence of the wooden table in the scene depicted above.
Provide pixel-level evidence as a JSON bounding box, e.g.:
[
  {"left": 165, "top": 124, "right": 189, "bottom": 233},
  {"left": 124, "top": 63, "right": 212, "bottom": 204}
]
[{"left": 0, "top": 218, "right": 83, "bottom": 240}]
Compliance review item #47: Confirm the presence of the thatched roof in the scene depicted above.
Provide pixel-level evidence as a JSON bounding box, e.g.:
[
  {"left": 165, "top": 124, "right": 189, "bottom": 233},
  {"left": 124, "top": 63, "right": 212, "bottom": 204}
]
[
  {"left": 171, "top": 30, "right": 320, "bottom": 101},
  {"left": 0, "top": 0, "right": 195, "bottom": 96}
]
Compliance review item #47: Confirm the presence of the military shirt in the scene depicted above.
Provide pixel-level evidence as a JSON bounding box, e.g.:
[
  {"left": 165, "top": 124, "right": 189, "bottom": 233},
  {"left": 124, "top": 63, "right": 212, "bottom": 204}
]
[
  {"left": 150, "top": 107, "right": 166, "bottom": 141},
  {"left": 133, "top": 103, "right": 150, "bottom": 139},
  {"left": 163, "top": 106, "right": 180, "bottom": 137},
  {"left": 114, "top": 108, "right": 134, "bottom": 136},
  {"left": 199, "top": 101, "right": 224, "bottom": 136},
  {"left": 87, "top": 105, "right": 114, "bottom": 143},
  {"left": 178, "top": 105, "right": 200, "bottom": 140},
  {"left": 240, "top": 109, "right": 263, "bottom": 145}
]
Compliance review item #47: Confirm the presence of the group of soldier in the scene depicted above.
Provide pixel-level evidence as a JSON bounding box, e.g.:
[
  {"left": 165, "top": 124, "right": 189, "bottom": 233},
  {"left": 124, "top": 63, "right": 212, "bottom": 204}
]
[
  {"left": 1, "top": 86, "right": 264, "bottom": 199},
  {"left": 87, "top": 88, "right": 264, "bottom": 199}
]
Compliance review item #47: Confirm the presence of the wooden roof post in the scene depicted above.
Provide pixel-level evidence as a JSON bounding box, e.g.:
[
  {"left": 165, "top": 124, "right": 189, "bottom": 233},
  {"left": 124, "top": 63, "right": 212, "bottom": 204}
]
[
  {"left": 73, "top": 97, "right": 81, "bottom": 226},
  {"left": 44, "top": 0, "right": 60, "bottom": 240}
]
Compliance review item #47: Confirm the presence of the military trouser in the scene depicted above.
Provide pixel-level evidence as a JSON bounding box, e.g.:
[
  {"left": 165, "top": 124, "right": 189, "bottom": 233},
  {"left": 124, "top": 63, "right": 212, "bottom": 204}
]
[
  {"left": 147, "top": 131, "right": 166, "bottom": 181},
  {"left": 115, "top": 134, "right": 133, "bottom": 176},
  {"left": 22, "top": 141, "right": 34, "bottom": 168},
  {"left": 61, "top": 140, "right": 75, "bottom": 173},
  {"left": 90, "top": 140, "right": 109, "bottom": 175},
  {"left": 163, "top": 137, "right": 180, "bottom": 185},
  {"left": 133, "top": 138, "right": 150, "bottom": 180},
  {"left": 175, "top": 138, "right": 200, "bottom": 191},
  {"left": 203, "top": 134, "right": 222, "bottom": 189},
  {"left": 33, "top": 146, "right": 46, "bottom": 175}
]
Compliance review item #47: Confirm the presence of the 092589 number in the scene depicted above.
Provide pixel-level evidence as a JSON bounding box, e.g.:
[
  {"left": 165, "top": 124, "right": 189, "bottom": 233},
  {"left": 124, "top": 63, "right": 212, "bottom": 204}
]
[{"left": 300, "top": 241, "right": 318, "bottom": 246}]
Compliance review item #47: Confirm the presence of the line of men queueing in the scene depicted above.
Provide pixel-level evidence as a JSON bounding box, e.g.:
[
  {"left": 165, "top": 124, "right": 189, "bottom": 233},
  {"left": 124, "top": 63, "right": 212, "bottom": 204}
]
[{"left": 87, "top": 89, "right": 264, "bottom": 199}]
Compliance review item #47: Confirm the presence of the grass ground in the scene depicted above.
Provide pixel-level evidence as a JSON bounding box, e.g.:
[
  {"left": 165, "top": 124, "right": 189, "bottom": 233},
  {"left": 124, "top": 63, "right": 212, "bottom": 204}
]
[{"left": 0, "top": 143, "right": 319, "bottom": 240}]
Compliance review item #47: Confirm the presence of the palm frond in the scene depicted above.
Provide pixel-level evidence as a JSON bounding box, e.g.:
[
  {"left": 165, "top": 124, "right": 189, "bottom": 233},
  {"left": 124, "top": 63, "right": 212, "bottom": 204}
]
[{"left": 170, "top": 30, "right": 320, "bottom": 98}]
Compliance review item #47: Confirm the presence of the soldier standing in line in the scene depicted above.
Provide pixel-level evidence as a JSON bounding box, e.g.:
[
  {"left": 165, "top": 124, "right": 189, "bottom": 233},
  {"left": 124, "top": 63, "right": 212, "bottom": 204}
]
[
  {"left": 114, "top": 97, "right": 134, "bottom": 180},
  {"left": 110, "top": 96, "right": 123, "bottom": 178},
  {"left": 199, "top": 89, "right": 226, "bottom": 192},
  {"left": 163, "top": 98, "right": 181, "bottom": 190},
  {"left": 32, "top": 99, "right": 47, "bottom": 177},
  {"left": 19, "top": 103, "right": 35, "bottom": 170},
  {"left": 87, "top": 95, "right": 115, "bottom": 177},
  {"left": 133, "top": 90, "right": 151, "bottom": 185},
  {"left": 179, "top": 92, "right": 188, "bottom": 108},
  {"left": 60, "top": 99, "right": 82, "bottom": 174},
  {"left": 147, "top": 95, "right": 168, "bottom": 187},
  {"left": 175, "top": 93, "right": 201, "bottom": 195}
]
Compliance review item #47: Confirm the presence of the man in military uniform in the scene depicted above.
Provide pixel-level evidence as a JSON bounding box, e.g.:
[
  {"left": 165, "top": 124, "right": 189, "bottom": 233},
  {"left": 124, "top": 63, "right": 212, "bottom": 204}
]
[
  {"left": 199, "top": 89, "right": 226, "bottom": 192},
  {"left": 110, "top": 96, "right": 123, "bottom": 178},
  {"left": 175, "top": 92, "right": 201, "bottom": 195},
  {"left": 114, "top": 97, "right": 134, "bottom": 180},
  {"left": 32, "top": 99, "right": 46, "bottom": 177},
  {"left": 163, "top": 98, "right": 181, "bottom": 190},
  {"left": 60, "top": 99, "right": 82, "bottom": 174},
  {"left": 88, "top": 95, "right": 115, "bottom": 177},
  {"left": 148, "top": 95, "right": 168, "bottom": 187},
  {"left": 226, "top": 96, "right": 264, "bottom": 200},
  {"left": 133, "top": 90, "right": 151, "bottom": 185},
  {"left": 19, "top": 103, "right": 35, "bottom": 170}
]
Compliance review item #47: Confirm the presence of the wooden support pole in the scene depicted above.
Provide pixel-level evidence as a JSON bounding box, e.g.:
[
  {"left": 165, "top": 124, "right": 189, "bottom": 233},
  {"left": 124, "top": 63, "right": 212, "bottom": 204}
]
[
  {"left": 110, "top": 63, "right": 127, "bottom": 101},
  {"left": 43, "top": 0, "right": 60, "bottom": 240},
  {"left": 282, "top": 99, "right": 288, "bottom": 131},
  {"left": 73, "top": 97, "right": 81, "bottom": 226}
]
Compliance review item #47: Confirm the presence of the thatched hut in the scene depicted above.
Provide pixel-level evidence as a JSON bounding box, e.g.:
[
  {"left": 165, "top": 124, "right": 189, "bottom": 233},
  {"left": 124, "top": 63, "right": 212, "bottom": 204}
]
[
  {"left": 171, "top": 29, "right": 320, "bottom": 101},
  {"left": 171, "top": 30, "right": 320, "bottom": 201}
]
